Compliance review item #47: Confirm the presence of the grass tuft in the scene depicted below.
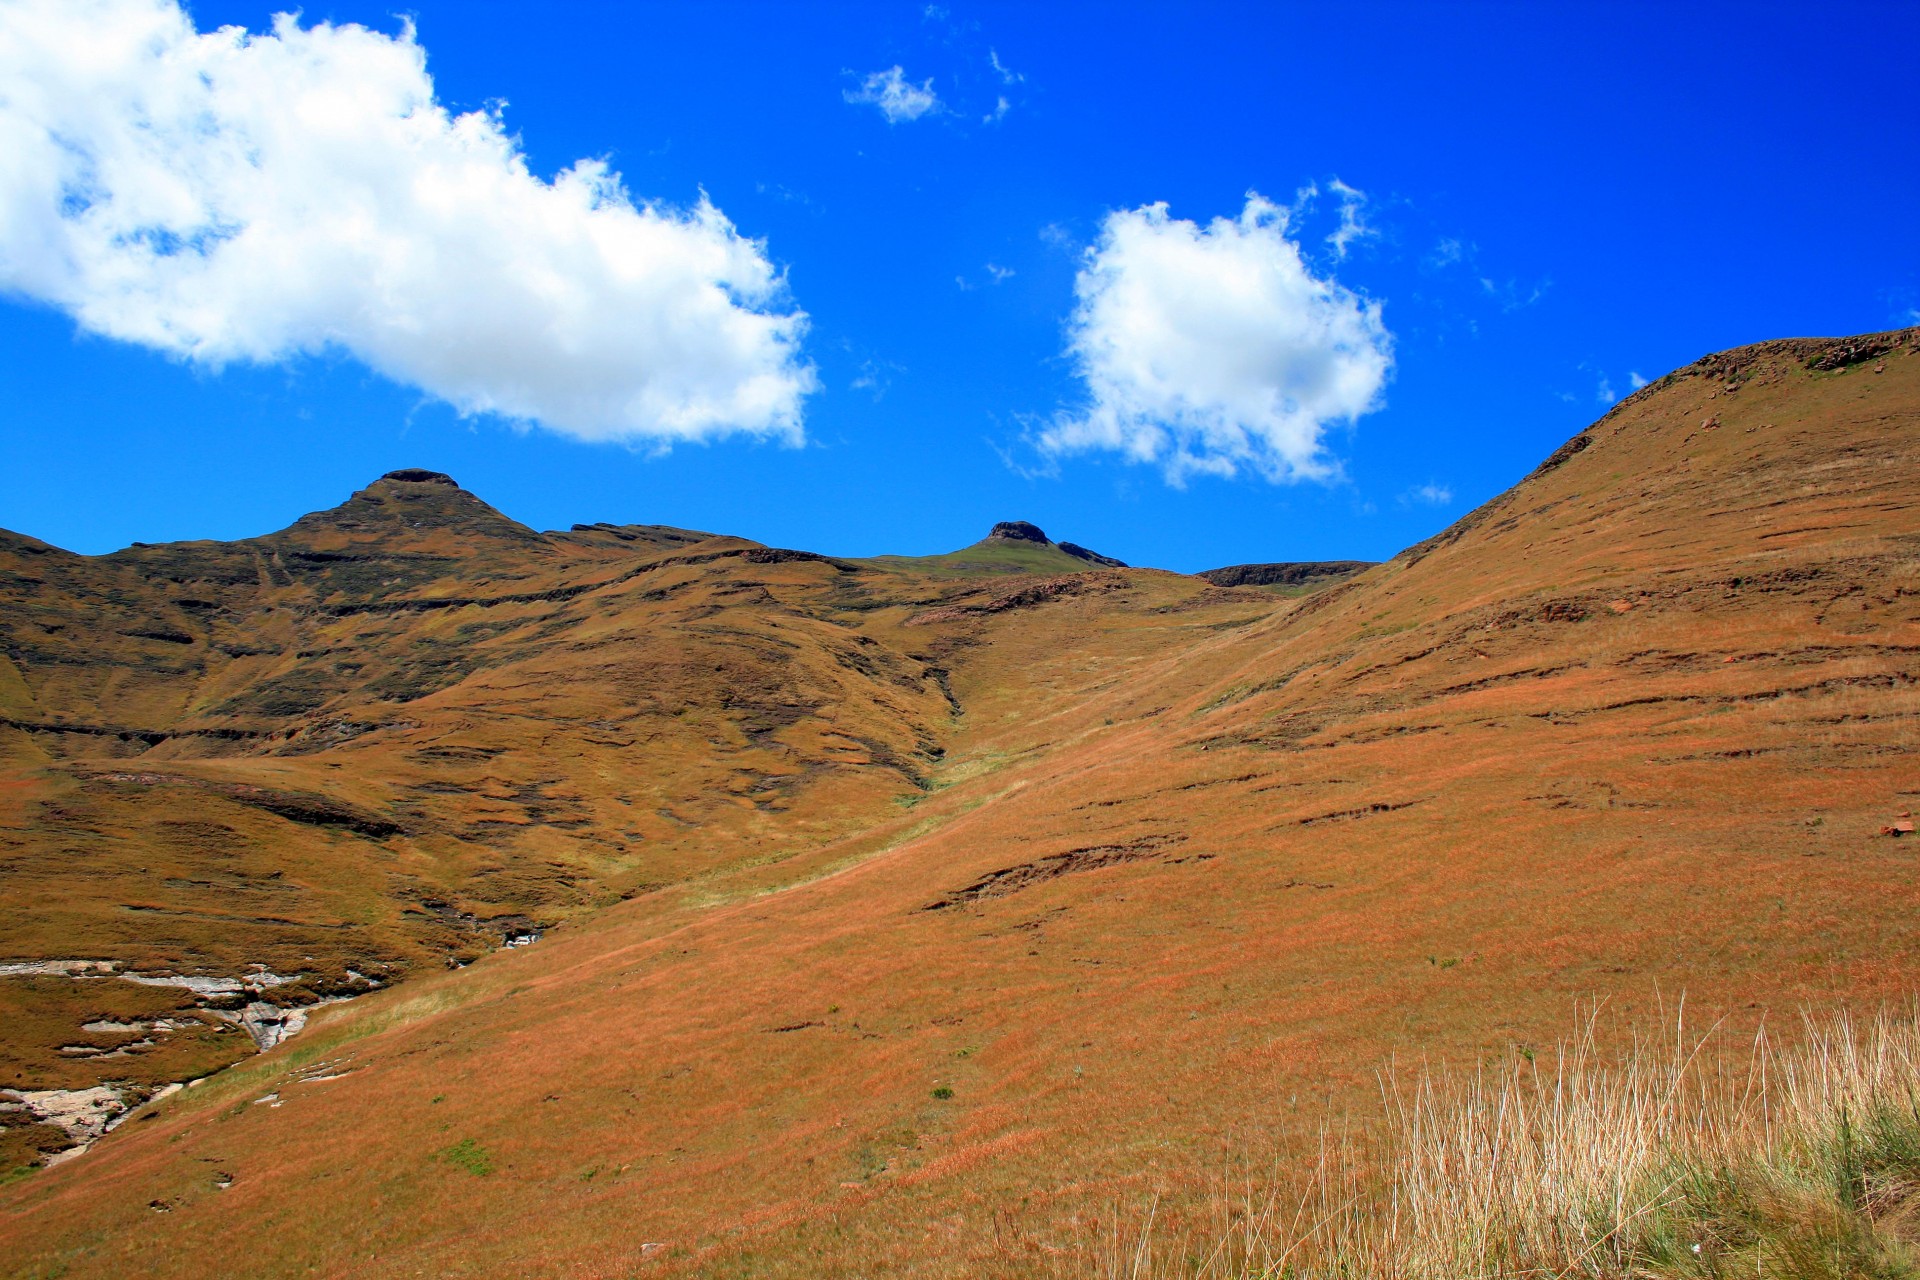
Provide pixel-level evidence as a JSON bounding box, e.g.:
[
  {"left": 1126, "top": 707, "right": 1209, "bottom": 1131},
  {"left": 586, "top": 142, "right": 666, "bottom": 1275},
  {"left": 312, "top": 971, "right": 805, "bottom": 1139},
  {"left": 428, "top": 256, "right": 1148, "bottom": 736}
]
[
  {"left": 439, "top": 1137, "right": 494, "bottom": 1177},
  {"left": 1104, "top": 1003, "right": 1920, "bottom": 1279}
]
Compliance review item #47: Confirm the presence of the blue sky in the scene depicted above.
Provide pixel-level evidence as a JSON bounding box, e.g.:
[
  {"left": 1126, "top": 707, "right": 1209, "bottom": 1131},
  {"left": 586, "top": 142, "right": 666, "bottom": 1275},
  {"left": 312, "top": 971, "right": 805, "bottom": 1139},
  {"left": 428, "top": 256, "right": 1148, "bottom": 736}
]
[{"left": 2, "top": 1, "right": 1915, "bottom": 571}]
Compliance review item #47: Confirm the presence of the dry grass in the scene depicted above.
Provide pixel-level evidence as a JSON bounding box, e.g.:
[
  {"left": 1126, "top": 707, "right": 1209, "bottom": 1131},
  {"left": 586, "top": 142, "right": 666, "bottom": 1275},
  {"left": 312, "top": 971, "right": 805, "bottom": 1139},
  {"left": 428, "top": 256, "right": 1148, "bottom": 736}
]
[{"left": 1109, "top": 1004, "right": 1920, "bottom": 1280}]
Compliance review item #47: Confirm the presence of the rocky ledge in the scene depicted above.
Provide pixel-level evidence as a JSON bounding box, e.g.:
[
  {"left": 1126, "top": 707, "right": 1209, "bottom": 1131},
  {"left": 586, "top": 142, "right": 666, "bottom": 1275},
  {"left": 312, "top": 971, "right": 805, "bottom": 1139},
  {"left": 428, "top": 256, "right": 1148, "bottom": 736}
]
[
  {"left": 380, "top": 468, "right": 459, "bottom": 486},
  {"left": 1196, "top": 561, "right": 1375, "bottom": 588}
]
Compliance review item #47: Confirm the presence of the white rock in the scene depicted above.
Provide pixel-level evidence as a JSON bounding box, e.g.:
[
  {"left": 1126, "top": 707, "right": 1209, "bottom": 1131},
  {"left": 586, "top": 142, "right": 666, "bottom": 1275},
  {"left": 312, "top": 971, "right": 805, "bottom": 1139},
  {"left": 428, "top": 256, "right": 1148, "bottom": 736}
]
[
  {"left": 0, "top": 959, "right": 118, "bottom": 978},
  {"left": 0, "top": 1086, "right": 126, "bottom": 1144},
  {"left": 121, "top": 973, "right": 244, "bottom": 995},
  {"left": 236, "top": 1002, "right": 307, "bottom": 1051}
]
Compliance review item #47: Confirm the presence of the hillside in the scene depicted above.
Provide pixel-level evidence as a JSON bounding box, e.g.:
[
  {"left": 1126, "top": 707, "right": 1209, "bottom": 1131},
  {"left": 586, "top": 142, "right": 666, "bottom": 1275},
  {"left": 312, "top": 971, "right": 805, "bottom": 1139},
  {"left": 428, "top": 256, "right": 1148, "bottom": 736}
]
[
  {"left": 0, "top": 479, "right": 1255, "bottom": 1152},
  {"left": 0, "top": 327, "right": 1915, "bottom": 1277},
  {"left": 863, "top": 519, "right": 1129, "bottom": 577}
]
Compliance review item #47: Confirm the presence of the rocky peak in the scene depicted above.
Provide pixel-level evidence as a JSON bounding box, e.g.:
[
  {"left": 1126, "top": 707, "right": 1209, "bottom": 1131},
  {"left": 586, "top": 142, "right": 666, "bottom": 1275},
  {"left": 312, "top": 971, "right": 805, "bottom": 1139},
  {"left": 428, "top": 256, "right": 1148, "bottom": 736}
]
[
  {"left": 980, "top": 520, "right": 1129, "bottom": 568},
  {"left": 988, "top": 520, "right": 1050, "bottom": 544},
  {"left": 268, "top": 471, "right": 544, "bottom": 561},
  {"left": 379, "top": 469, "right": 459, "bottom": 487}
]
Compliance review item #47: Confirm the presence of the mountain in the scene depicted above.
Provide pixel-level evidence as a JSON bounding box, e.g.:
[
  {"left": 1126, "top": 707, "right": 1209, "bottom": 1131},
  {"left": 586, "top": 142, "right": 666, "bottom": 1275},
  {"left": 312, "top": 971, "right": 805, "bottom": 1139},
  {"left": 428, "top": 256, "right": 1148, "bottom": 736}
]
[
  {"left": 0, "top": 327, "right": 1916, "bottom": 1277},
  {"left": 0, "top": 471, "right": 978, "bottom": 1112},
  {"left": 0, "top": 480, "right": 1215, "bottom": 1137},
  {"left": 863, "top": 518, "right": 1128, "bottom": 575}
]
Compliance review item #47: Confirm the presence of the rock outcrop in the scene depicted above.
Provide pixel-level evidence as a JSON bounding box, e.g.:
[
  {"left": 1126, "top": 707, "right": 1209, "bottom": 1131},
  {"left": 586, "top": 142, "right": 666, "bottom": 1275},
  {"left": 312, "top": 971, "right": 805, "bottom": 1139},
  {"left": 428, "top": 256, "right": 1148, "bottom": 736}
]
[
  {"left": 1058, "top": 541, "right": 1127, "bottom": 568},
  {"left": 987, "top": 521, "right": 1050, "bottom": 544},
  {"left": 1195, "top": 560, "right": 1374, "bottom": 588}
]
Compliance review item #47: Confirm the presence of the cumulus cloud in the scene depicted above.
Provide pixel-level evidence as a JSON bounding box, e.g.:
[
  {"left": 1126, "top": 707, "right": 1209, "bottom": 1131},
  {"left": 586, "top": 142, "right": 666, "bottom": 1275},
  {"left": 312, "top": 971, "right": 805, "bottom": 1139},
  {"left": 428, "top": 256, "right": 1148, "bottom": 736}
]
[
  {"left": 844, "top": 66, "right": 941, "bottom": 122},
  {"left": 1041, "top": 193, "right": 1392, "bottom": 485},
  {"left": 0, "top": 0, "right": 814, "bottom": 445}
]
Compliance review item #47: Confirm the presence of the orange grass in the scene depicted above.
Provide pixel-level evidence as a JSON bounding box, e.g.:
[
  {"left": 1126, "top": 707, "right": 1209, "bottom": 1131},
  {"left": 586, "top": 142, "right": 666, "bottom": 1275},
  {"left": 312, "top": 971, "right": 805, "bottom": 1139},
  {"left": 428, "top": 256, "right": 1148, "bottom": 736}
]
[{"left": 0, "top": 331, "right": 1914, "bottom": 1276}]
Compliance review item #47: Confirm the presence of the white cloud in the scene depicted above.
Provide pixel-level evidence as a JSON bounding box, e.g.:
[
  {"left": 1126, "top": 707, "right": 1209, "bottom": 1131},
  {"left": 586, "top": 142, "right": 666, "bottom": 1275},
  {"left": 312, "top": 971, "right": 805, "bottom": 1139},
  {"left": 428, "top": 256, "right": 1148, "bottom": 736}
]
[
  {"left": 983, "top": 95, "right": 1011, "bottom": 124},
  {"left": 1404, "top": 482, "right": 1452, "bottom": 506},
  {"left": 844, "top": 66, "right": 940, "bottom": 123},
  {"left": 1629, "top": 370, "right": 1649, "bottom": 390},
  {"left": 0, "top": 0, "right": 814, "bottom": 446},
  {"left": 1284, "top": 178, "right": 1374, "bottom": 261},
  {"left": 1578, "top": 361, "right": 1616, "bottom": 405},
  {"left": 1427, "top": 237, "right": 1466, "bottom": 270},
  {"left": 956, "top": 264, "right": 1012, "bottom": 291},
  {"left": 989, "top": 49, "right": 1023, "bottom": 83},
  {"left": 850, "top": 357, "right": 901, "bottom": 401},
  {"left": 1323, "top": 179, "right": 1375, "bottom": 260},
  {"left": 1041, "top": 193, "right": 1392, "bottom": 486},
  {"left": 1480, "top": 275, "right": 1551, "bottom": 311}
]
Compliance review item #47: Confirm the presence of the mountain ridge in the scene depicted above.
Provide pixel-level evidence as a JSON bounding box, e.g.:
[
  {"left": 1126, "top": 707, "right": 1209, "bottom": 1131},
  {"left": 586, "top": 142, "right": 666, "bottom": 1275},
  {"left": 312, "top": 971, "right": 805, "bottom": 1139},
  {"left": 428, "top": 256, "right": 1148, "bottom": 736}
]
[{"left": 0, "top": 326, "right": 1914, "bottom": 1276}]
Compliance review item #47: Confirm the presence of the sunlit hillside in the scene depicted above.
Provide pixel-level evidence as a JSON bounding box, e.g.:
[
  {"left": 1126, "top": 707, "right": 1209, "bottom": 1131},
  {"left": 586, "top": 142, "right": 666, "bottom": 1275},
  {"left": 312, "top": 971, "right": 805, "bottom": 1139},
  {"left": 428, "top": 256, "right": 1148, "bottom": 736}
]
[{"left": 1, "top": 328, "right": 1916, "bottom": 1277}]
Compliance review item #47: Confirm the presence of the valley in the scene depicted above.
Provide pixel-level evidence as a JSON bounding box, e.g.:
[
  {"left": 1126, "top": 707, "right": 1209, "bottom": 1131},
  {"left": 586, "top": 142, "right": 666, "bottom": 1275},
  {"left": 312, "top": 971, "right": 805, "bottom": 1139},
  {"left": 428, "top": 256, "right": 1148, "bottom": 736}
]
[{"left": 0, "top": 328, "right": 1915, "bottom": 1277}]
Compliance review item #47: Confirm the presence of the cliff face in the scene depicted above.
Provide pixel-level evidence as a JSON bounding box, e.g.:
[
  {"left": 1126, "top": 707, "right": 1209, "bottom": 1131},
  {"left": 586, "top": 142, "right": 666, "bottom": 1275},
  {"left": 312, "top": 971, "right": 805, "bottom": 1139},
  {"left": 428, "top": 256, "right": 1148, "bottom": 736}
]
[{"left": 1, "top": 330, "right": 1917, "bottom": 1279}]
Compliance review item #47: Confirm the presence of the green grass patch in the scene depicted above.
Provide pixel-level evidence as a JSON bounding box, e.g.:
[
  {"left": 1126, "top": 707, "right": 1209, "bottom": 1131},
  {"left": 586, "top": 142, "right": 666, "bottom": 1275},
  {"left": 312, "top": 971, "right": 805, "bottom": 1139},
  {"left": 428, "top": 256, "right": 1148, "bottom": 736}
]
[{"left": 439, "top": 1137, "right": 494, "bottom": 1177}]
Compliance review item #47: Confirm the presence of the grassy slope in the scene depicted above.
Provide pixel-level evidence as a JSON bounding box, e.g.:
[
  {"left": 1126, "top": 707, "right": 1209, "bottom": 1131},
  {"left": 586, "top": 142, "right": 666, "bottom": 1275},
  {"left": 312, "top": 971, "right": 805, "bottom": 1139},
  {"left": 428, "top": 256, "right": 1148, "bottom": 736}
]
[
  {"left": 0, "top": 331, "right": 1915, "bottom": 1277},
  {"left": 863, "top": 537, "right": 1106, "bottom": 578},
  {"left": 0, "top": 478, "right": 1004, "bottom": 1102}
]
